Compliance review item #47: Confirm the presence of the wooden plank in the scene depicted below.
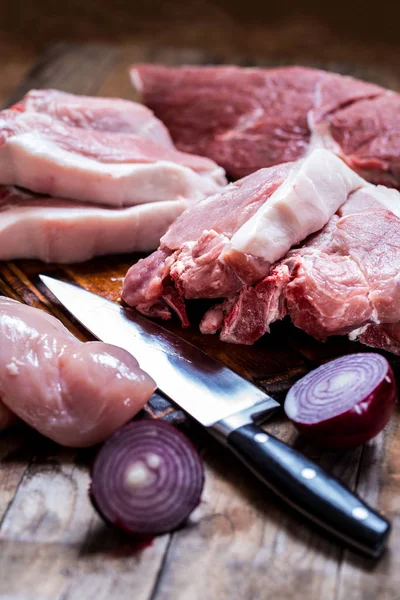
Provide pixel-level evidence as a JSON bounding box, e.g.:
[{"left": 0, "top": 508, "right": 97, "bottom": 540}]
[
  {"left": 4, "top": 43, "right": 119, "bottom": 108},
  {"left": 0, "top": 538, "right": 172, "bottom": 600},
  {"left": 148, "top": 420, "right": 355, "bottom": 600},
  {"left": 0, "top": 48, "right": 31, "bottom": 109},
  {"left": 334, "top": 419, "right": 400, "bottom": 600},
  {"left": 0, "top": 437, "right": 169, "bottom": 600},
  {"left": 0, "top": 43, "right": 172, "bottom": 600},
  {"left": 0, "top": 428, "right": 33, "bottom": 524},
  {"left": 1, "top": 42, "right": 400, "bottom": 600}
]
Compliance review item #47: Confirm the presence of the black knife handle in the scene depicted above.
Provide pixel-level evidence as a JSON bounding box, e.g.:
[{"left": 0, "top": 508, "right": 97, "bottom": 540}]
[{"left": 227, "top": 423, "right": 390, "bottom": 558}]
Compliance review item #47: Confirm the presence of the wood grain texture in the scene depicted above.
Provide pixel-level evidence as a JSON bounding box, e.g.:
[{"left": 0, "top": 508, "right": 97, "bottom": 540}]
[
  {"left": 0, "top": 436, "right": 169, "bottom": 600},
  {"left": 0, "top": 43, "right": 400, "bottom": 600}
]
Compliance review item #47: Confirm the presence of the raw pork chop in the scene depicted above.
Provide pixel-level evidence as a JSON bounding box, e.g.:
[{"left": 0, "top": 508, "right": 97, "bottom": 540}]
[
  {"left": 13, "top": 89, "right": 174, "bottom": 147},
  {"left": 0, "top": 186, "right": 188, "bottom": 263},
  {"left": 122, "top": 149, "right": 362, "bottom": 321},
  {"left": 0, "top": 110, "right": 226, "bottom": 206},
  {"left": 131, "top": 65, "right": 400, "bottom": 187},
  {"left": 0, "top": 297, "right": 156, "bottom": 446},
  {"left": 205, "top": 184, "right": 400, "bottom": 346}
]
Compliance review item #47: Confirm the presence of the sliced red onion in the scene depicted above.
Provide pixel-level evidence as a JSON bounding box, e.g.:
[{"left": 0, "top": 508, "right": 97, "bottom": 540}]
[
  {"left": 90, "top": 420, "right": 204, "bottom": 537},
  {"left": 284, "top": 353, "right": 397, "bottom": 449}
]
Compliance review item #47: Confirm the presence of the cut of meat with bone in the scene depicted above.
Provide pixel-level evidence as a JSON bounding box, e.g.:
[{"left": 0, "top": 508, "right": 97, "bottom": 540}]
[
  {"left": 123, "top": 145, "right": 400, "bottom": 355},
  {"left": 0, "top": 186, "right": 188, "bottom": 263},
  {"left": 122, "top": 149, "right": 362, "bottom": 319},
  {"left": 208, "top": 185, "right": 400, "bottom": 346},
  {"left": 12, "top": 89, "right": 174, "bottom": 147},
  {"left": 122, "top": 161, "right": 291, "bottom": 310},
  {"left": 0, "top": 110, "right": 226, "bottom": 206},
  {"left": 131, "top": 64, "right": 400, "bottom": 187}
]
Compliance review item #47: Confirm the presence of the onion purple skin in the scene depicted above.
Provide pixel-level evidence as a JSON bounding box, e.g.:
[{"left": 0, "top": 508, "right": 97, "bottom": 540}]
[
  {"left": 89, "top": 419, "right": 205, "bottom": 539},
  {"left": 289, "top": 363, "right": 397, "bottom": 450}
]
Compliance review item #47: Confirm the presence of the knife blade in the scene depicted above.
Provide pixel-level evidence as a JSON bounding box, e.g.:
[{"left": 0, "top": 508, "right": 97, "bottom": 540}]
[{"left": 39, "top": 274, "right": 391, "bottom": 557}]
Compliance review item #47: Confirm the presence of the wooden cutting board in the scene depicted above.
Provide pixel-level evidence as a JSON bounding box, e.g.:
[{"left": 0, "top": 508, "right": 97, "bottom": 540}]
[{"left": 0, "top": 43, "right": 399, "bottom": 600}]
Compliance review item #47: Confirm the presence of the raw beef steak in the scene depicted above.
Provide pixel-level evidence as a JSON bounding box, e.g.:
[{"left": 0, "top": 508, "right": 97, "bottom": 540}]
[{"left": 131, "top": 65, "right": 400, "bottom": 187}]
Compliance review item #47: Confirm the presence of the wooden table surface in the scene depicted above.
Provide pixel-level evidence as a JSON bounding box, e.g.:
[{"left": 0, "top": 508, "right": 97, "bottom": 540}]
[{"left": 0, "top": 43, "right": 400, "bottom": 600}]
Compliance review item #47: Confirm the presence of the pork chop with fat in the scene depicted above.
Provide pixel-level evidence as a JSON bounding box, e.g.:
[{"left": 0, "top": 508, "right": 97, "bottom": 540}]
[
  {"left": 0, "top": 109, "right": 226, "bottom": 207},
  {"left": 207, "top": 185, "right": 400, "bottom": 348},
  {"left": 122, "top": 149, "right": 362, "bottom": 322},
  {"left": 12, "top": 89, "right": 174, "bottom": 147},
  {"left": 0, "top": 186, "right": 188, "bottom": 262}
]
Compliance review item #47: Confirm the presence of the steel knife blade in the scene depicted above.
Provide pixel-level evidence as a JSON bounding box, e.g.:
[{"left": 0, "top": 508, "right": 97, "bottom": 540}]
[
  {"left": 39, "top": 274, "right": 391, "bottom": 558},
  {"left": 39, "top": 275, "right": 279, "bottom": 426}
]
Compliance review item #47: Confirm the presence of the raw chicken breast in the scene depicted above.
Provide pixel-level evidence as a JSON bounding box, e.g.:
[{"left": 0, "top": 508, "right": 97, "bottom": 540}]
[
  {"left": 0, "top": 297, "right": 156, "bottom": 447},
  {"left": 0, "top": 186, "right": 188, "bottom": 263},
  {"left": 0, "top": 110, "right": 226, "bottom": 207},
  {"left": 13, "top": 89, "right": 174, "bottom": 147}
]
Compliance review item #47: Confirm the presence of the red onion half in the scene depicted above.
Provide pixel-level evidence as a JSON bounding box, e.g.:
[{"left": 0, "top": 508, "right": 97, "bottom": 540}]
[
  {"left": 90, "top": 420, "right": 204, "bottom": 537},
  {"left": 284, "top": 353, "right": 397, "bottom": 449}
]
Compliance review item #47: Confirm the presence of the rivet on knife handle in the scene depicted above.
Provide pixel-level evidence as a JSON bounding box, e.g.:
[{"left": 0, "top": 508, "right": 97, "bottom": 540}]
[{"left": 223, "top": 422, "right": 390, "bottom": 558}]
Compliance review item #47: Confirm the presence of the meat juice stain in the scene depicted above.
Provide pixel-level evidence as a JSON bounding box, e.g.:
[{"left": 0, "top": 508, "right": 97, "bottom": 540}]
[{"left": 111, "top": 521, "right": 155, "bottom": 555}]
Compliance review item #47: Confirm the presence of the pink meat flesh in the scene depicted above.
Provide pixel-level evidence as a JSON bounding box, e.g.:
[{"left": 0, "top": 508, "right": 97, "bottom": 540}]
[
  {"left": 122, "top": 161, "right": 293, "bottom": 313},
  {"left": 123, "top": 142, "right": 400, "bottom": 354},
  {"left": 13, "top": 89, "right": 174, "bottom": 147},
  {"left": 0, "top": 109, "right": 226, "bottom": 206},
  {"left": 213, "top": 185, "right": 400, "bottom": 346},
  {"left": 122, "top": 149, "right": 362, "bottom": 322},
  {"left": 0, "top": 186, "right": 188, "bottom": 262},
  {"left": 131, "top": 64, "right": 400, "bottom": 187},
  {"left": 0, "top": 297, "right": 156, "bottom": 446}
]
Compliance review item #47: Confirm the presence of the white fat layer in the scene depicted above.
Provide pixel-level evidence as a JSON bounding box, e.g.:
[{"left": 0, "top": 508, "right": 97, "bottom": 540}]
[
  {"left": 1, "top": 133, "right": 222, "bottom": 206},
  {"left": 0, "top": 198, "right": 187, "bottom": 262},
  {"left": 306, "top": 111, "right": 344, "bottom": 155},
  {"left": 229, "top": 149, "right": 362, "bottom": 262},
  {"left": 368, "top": 184, "right": 400, "bottom": 218}
]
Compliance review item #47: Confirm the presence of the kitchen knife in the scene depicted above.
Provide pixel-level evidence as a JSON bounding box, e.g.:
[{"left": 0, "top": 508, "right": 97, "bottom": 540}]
[{"left": 39, "top": 274, "right": 391, "bottom": 557}]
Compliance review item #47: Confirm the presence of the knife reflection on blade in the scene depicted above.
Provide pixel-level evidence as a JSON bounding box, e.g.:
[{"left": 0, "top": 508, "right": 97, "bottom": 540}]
[{"left": 39, "top": 274, "right": 391, "bottom": 558}]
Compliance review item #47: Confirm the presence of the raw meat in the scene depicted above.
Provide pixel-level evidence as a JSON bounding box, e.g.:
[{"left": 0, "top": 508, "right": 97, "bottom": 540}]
[
  {"left": 206, "top": 184, "right": 400, "bottom": 346},
  {"left": 0, "top": 296, "right": 156, "bottom": 446},
  {"left": 351, "top": 323, "right": 400, "bottom": 355},
  {"left": 12, "top": 89, "right": 174, "bottom": 147},
  {"left": 122, "top": 149, "right": 362, "bottom": 319},
  {"left": 0, "top": 186, "right": 188, "bottom": 263},
  {"left": 131, "top": 64, "right": 400, "bottom": 187},
  {"left": 0, "top": 109, "right": 226, "bottom": 206}
]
